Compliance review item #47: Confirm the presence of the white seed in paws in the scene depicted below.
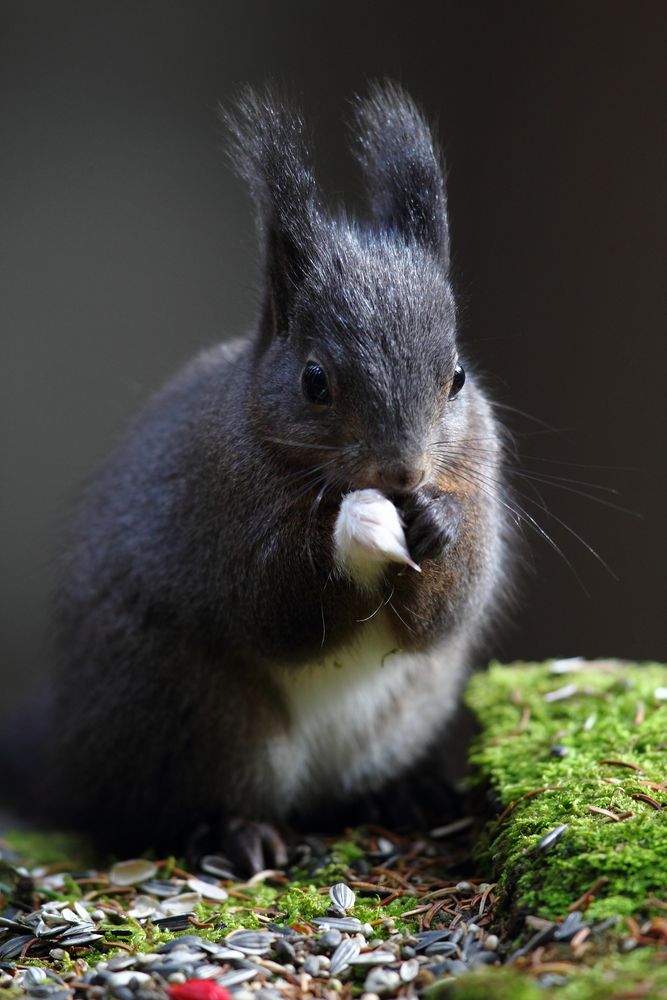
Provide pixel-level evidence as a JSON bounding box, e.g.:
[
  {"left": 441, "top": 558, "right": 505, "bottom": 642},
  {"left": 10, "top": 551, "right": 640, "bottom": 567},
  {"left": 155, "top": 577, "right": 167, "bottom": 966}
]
[{"left": 334, "top": 489, "right": 420, "bottom": 583}]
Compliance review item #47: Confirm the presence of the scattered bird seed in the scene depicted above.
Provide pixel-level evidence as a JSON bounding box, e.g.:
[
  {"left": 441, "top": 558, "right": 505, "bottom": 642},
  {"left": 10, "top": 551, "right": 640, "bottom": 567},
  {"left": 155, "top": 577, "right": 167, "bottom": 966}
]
[
  {"left": 554, "top": 910, "right": 586, "bottom": 942},
  {"left": 161, "top": 892, "right": 203, "bottom": 916},
  {"left": 351, "top": 951, "right": 397, "bottom": 966},
  {"left": 399, "top": 958, "right": 419, "bottom": 982},
  {"left": 655, "top": 687, "right": 667, "bottom": 700},
  {"left": 109, "top": 859, "right": 158, "bottom": 886},
  {"left": 329, "top": 937, "right": 361, "bottom": 976},
  {"left": 187, "top": 877, "right": 228, "bottom": 902},
  {"left": 429, "top": 817, "right": 474, "bottom": 838},
  {"left": 533, "top": 824, "right": 569, "bottom": 853},
  {"left": 319, "top": 929, "right": 342, "bottom": 949},
  {"left": 312, "top": 916, "right": 364, "bottom": 933},
  {"left": 216, "top": 969, "right": 259, "bottom": 988},
  {"left": 328, "top": 882, "right": 355, "bottom": 912},
  {"left": 549, "top": 657, "right": 585, "bottom": 673},
  {"left": 225, "top": 930, "right": 276, "bottom": 955},
  {"left": 364, "top": 968, "right": 401, "bottom": 996},
  {"left": 544, "top": 683, "right": 578, "bottom": 702},
  {"left": 550, "top": 744, "right": 569, "bottom": 757}
]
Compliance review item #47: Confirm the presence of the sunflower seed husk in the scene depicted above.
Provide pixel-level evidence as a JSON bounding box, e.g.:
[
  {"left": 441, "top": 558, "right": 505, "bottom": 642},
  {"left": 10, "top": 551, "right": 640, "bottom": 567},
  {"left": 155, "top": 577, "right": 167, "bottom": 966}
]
[
  {"left": 127, "top": 896, "right": 160, "bottom": 920},
  {"left": 109, "top": 859, "right": 158, "bottom": 887},
  {"left": 187, "top": 877, "right": 228, "bottom": 902},
  {"left": 23, "top": 968, "right": 48, "bottom": 987},
  {"left": 140, "top": 879, "right": 182, "bottom": 898},
  {"left": 160, "top": 892, "right": 202, "bottom": 916},
  {"left": 0, "top": 935, "right": 34, "bottom": 960},
  {"left": 329, "top": 938, "right": 361, "bottom": 976},
  {"left": 319, "top": 929, "right": 342, "bottom": 949},
  {"left": 534, "top": 824, "right": 568, "bottom": 852},
  {"left": 57, "top": 932, "right": 103, "bottom": 947},
  {"left": 152, "top": 914, "right": 194, "bottom": 931},
  {"left": 351, "top": 950, "right": 397, "bottom": 966},
  {"left": 216, "top": 969, "right": 261, "bottom": 988},
  {"left": 312, "top": 916, "right": 363, "bottom": 933},
  {"left": 107, "top": 971, "right": 151, "bottom": 987},
  {"left": 364, "top": 968, "right": 401, "bottom": 995},
  {"left": 399, "top": 958, "right": 420, "bottom": 982},
  {"left": 554, "top": 910, "right": 585, "bottom": 941},
  {"left": 328, "top": 883, "right": 355, "bottom": 912},
  {"left": 200, "top": 855, "right": 237, "bottom": 880},
  {"left": 225, "top": 930, "right": 276, "bottom": 955},
  {"left": 544, "top": 683, "right": 578, "bottom": 702}
]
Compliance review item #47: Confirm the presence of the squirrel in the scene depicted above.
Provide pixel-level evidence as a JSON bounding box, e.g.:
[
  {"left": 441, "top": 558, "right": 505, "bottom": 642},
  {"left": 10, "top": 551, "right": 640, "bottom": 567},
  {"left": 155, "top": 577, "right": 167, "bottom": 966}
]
[{"left": 50, "top": 83, "right": 512, "bottom": 870}]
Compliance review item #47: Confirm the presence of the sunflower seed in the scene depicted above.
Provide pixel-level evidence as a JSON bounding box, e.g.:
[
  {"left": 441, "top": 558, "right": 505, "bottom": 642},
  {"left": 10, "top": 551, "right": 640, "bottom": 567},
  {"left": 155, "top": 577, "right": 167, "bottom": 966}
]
[
  {"left": 399, "top": 959, "right": 419, "bottom": 982},
  {"left": 127, "top": 895, "right": 160, "bottom": 920},
  {"left": 429, "top": 817, "right": 474, "bottom": 838},
  {"left": 414, "top": 930, "right": 451, "bottom": 951},
  {"left": 107, "top": 971, "right": 151, "bottom": 987},
  {"left": 106, "top": 955, "right": 138, "bottom": 971},
  {"left": 554, "top": 910, "right": 585, "bottom": 941},
  {"left": 544, "top": 683, "right": 578, "bottom": 702},
  {"left": 187, "top": 877, "right": 228, "bottom": 902},
  {"left": 312, "top": 916, "right": 363, "bottom": 933},
  {"left": 329, "top": 883, "right": 355, "bottom": 912},
  {"left": 364, "top": 968, "right": 401, "bottom": 995},
  {"left": 549, "top": 657, "right": 585, "bottom": 673},
  {"left": 139, "top": 879, "right": 182, "bottom": 898},
  {"left": 216, "top": 969, "right": 260, "bottom": 988},
  {"left": 0, "top": 935, "right": 33, "bottom": 959},
  {"left": 160, "top": 892, "right": 202, "bottom": 916},
  {"left": 303, "top": 956, "right": 320, "bottom": 976},
  {"left": 109, "top": 859, "right": 158, "bottom": 886},
  {"left": 152, "top": 914, "right": 194, "bottom": 931},
  {"left": 534, "top": 824, "right": 568, "bottom": 852},
  {"left": 319, "top": 929, "right": 342, "bottom": 949},
  {"left": 23, "top": 968, "right": 48, "bottom": 987},
  {"left": 57, "top": 932, "right": 103, "bottom": 947},
  {"left": 329, "top": 938, "right": 361, "bottom": 976},
  {"left": 200, "top": 855, "right": 237, "bottom": 880},
  {"left": 225, "top": 930, "right": 276, "bottom": 954},
  {"left": 351, "top": 951, "right": 396, "bottom": 966},
  {"left": 424, "top": 941, "right": 459, "bottom": 957}
]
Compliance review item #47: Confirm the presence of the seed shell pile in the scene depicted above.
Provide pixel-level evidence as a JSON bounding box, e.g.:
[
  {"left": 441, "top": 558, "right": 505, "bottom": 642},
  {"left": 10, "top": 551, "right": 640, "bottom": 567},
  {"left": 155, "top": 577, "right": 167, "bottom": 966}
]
[
  {"left": 2, "top": 659, "right": 667, "bottom": 999},
  {"left": 1, "top": 832, "right": 505, "bottom": 999}
]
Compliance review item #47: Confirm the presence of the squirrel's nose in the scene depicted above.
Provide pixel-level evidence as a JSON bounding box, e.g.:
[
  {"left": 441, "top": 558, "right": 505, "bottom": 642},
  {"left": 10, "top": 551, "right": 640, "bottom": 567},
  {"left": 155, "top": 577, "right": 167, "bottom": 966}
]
[{"left": 375, "top": 460, "right": 425, "bottom": 495}]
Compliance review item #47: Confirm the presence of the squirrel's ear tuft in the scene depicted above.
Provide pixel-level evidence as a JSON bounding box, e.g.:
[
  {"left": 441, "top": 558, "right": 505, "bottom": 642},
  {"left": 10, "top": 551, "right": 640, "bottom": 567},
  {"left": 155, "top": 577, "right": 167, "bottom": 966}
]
[
  {"left": 221, "top": 86, "right": 321, "bottom": 336},
  {"left": 351, "top": 81, "right": 450, "bottom": 266}
]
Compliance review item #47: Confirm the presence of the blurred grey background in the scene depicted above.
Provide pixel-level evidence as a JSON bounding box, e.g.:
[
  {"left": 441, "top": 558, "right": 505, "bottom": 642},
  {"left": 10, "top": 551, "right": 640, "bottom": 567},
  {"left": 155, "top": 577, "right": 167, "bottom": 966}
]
[{"left": 2, "top": 1, "right": 666, "bottom": 712}]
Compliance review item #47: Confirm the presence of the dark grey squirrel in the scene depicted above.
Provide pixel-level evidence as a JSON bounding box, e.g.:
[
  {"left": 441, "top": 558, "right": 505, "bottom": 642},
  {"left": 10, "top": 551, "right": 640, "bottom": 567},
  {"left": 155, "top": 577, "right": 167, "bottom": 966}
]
[{"left": 51, "top": 82, "right": 511, "bottom": 869}]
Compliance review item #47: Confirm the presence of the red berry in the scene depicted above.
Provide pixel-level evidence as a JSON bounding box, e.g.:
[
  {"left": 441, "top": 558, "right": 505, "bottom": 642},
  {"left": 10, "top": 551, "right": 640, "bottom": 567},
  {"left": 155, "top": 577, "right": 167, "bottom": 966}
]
[{"left": 168, "top": 980, "right": 232, "bottom": 1000}]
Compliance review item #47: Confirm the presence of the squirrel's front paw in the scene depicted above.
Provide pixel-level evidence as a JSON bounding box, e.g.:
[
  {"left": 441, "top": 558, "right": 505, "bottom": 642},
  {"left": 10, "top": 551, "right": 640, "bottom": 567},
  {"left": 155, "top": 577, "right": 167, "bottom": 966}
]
[{"left": 402, "top": 489, "right": 462, "bottom": 563}]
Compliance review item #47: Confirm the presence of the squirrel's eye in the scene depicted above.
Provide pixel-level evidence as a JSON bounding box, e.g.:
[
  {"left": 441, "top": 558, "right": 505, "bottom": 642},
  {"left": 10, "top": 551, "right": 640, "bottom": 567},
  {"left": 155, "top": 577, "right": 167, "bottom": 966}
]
[
  {"left": 302, "top": 361, "right": 332, "bottom": 405},
  {"left": 449, "top": 362, "right": 465, "bottom": 400}
]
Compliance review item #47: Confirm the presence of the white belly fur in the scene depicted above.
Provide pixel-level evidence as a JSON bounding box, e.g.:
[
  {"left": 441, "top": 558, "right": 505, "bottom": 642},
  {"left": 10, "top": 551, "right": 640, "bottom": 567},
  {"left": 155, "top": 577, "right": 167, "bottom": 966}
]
[{"left": 265, "top": 612, "right": 467, "bottom": 815}]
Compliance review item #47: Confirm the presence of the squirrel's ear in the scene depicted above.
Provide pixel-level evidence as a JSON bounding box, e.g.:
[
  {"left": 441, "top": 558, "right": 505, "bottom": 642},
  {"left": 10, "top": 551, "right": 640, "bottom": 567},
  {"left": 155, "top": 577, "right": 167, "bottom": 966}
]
[
  {"left": 222, "top": 87, "right": 320, "bottom": 336},
  {"left": 352, "top": 81, "right": 450, "bottom": 266}
]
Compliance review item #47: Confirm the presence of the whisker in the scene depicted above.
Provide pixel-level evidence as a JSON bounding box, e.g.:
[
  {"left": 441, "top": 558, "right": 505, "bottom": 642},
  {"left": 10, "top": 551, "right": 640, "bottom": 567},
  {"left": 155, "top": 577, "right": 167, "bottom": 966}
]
[
  {"left": 433, "top": 456, "right": 593, "bottom": 592},
  {"left": 264, "top": 436, "right": 341, "bottom": 452}
]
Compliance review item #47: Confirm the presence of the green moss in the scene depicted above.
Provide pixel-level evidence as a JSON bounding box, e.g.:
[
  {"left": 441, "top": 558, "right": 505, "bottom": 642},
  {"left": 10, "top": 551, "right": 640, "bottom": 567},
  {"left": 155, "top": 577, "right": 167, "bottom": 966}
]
[
  {"left": 2, "top": 830, "right": 96, "bottom": 869},
  {"left": 466, "top": 660, "right": 667, "bottom": 921},
  {"left": 430, "top": 946, "right": 667, "bottom": 999}
]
